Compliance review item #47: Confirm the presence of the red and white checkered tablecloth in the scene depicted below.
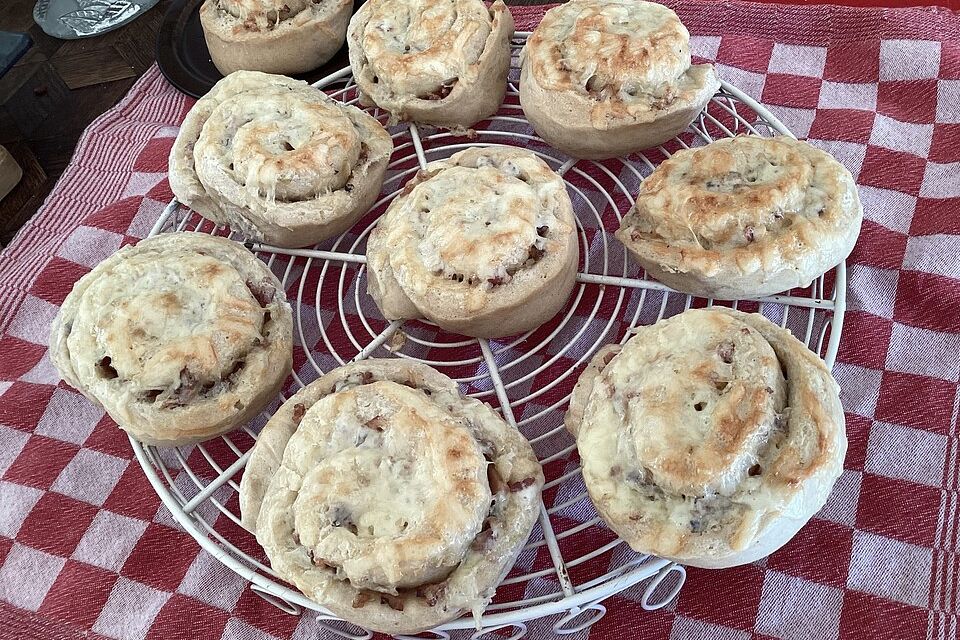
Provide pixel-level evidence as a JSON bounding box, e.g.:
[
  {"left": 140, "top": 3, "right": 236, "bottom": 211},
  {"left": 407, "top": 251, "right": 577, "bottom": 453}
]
[{"left": 1, "top": 2, "right": 959, "bottom": 639}]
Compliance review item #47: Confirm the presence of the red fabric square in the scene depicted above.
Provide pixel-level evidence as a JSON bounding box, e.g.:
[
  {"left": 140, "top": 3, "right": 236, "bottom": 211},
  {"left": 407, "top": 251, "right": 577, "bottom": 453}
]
[
  {"left": 875, "top": 370, "right": 957, "bottom": 434},
  {"left": 0, "top": 381, "right": 56, "bottom": 432},
  {"left": 146, "top": 179, "right": 174, "bottom": 203},
  {"left": 767, "top": 518, "right": 853, "bottom": 589},
  {"left": 133, "top": 137, "right": 176, "bottom": 173},
  {"left": 940, "top": 42, "right": 960, "bottom": 80},
  {"left": 233, "top": 584, "right": 302, "bottom": 639},
  {"left": 0, "top": 336, "right": 47, "bottom": 381},
  {"left": 0, "top": 536, "right": 12, "bottom": 566},
  {"left": 121, "top": 523, "right": 200, "bottom": 591},
  {"left": 675, "top": 564, "right": 764, "bottom": 630},
  {"left": 17, "top": 492, "right": 97, "bottom": 556},
  {"left": 847, "top": 221, "right": 908, "bottom": 270},
  {"left": 28, "top": 257, "right": 91, "bottom": 307},
  {"left": 910, "top": 197, "right": 960, "bottom": 236},
  {"left": 83, "top": 197, "right": 143, "bottom": 235},
  {"left": 762, "top": 74, "right": 822, "bottom": 109},
  {"left": 839, "top": 589, "right": 927, "bottom": 640},
  {"left": 808, "top": 109, "right": 876, "bottom": 144},
  {"left": 844, "top": 413, "right": 872, "bottom": 471},
  {"left": 877, "top": 80, "right": 939, "bottom": 124},
  {"left": 103, "top": 465, "right": 162, "bottom": 522},
  {"left": 858, "top": 145, "right": 927, "bottom": 195},
  {"left": 893, "top": 270, "right": 960, "bottom": 334},
  {"left": 824, "top": 41, "right": 880, "bottom": 82},
  {"left": 3, "top": 435, "right": 78, "bottom": 490},
  {"left": 83, "top": 415, "right": 133, "bottom": 460},
  {"left": 836, "top": 312, "right": 892, "bottom": 371},
  {"left": 716, "top": 35, "right": 774, "bottom": 73},
  {"left": 146, "top": 593, "right": 230, "bottom": 640},
  {"left": 929, "top": 123, "right": 960, "bottom": 163},
  {"left": 856, "top": 473, "right": 940, "bottom": 547},
  {"left": 39, "top": 560, "right": 118, "bottom": 630}
]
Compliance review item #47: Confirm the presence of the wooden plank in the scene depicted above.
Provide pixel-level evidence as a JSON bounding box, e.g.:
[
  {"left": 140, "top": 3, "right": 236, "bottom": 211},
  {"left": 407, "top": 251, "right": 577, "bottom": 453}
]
[{"left": 50, "top": 47, "right": 137, "bottom": 89}]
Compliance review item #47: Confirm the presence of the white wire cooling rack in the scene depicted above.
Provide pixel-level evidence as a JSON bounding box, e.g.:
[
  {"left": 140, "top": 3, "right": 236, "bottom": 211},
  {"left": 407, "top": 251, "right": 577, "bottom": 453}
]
[{"left": 130, "top": 33, "right": 847, "bottom": 640}]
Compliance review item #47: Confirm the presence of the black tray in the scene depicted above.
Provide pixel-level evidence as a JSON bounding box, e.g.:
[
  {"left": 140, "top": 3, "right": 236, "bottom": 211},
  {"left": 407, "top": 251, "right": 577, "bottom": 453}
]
[{"left": 156, "top": 0, "right": 363, "bottom": 98}]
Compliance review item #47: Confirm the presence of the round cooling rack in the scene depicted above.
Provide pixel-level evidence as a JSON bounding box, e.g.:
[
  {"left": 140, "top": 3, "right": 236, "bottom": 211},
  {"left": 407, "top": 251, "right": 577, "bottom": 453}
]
[{"left": 131, "top": 33, "right": 848, "bottom": 639}]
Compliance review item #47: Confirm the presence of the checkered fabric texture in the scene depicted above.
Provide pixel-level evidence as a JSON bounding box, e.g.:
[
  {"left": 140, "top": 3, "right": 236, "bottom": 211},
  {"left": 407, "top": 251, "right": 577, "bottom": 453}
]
[{"left": 1, "top": 2, "right": 959, "bottom": 639}]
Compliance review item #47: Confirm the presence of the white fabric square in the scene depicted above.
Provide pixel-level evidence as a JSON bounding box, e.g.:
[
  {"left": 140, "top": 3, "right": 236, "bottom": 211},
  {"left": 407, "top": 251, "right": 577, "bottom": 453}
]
[
  {"left": 690, "top": 35, "right": 721, "bottom": 61},
  {"left": 880, "top": 40, "right": 941, "bottom": 81},
  {"left": 886, "top": 321, "right": 960, "bottom": 382},
  {"left": 805, "top": 140, "right": 867, "bottom": 179},
  {"left": 153, "top": 470, "right": 231, "bottom": 529},
  {"left": 768, "top": 43, "right": 828, "bottom": 78},
  {"left": 0, "top": 382, "right": 12, "bottom": 399},
  {"left": 55, "top": 226, "right": 124, "bottom": 269},
  {"left": 0, "top": 424, "right": 30, "bottom": 477},
  {"left": 768, "top": 106, "right": 816, "bottom": 138},
  {"left": 0, "top": 480, "right": 43, "bottom": 538},
  {"left": 817, "top": 470, "right": 863, "bottom": 527},
  {"left": 120, "top": 172, "right": 166, "bottom": 199},
  {"left": 818, "top": 82, "right": 878, "bottom": 111},
  {"left": 5, "top": 295, "right": 60, "bottom": 345},
  {"left": 716, "top": 65, "right": 766, "bottom": 101},
  {"left": 129, "top": 197, "right": 169, "bottom": 238},
  {"left": 846, "top": 264, "right": 899, "bottom": 318},
  {"left": 834, "top": 363, "right": 883, "bottom": 418},
  {"left": 93, "top": 577, "right": 170, "bottom": 640},
  {"left": 72, "top": 510, "right": 149, "bottom": 572},
  {"left": 865, "top": 421, "right": 948, "bottom": 487},
  {"left": 920, "top": 162, "right": 960, "bottom": 198},
  {"left": 178, "top": 551, "right": 247, "bottom": 611},
  {"left": 903, "top": 235, "right": 960, "bottom": 281},
  {"left": 51, "top": 448, "right": 128, "bottom": 506},
  {"left": 0, "top": 543, "right": 66, "bottom": 611},
  {"left": 848, "top": 530, "right": 933, "bottom": 607},
  {"left": 859, "top": 185, "right": 917, "bottom": 233},
  {"left": 870, "top": 114, "right": 934, "bottom": 157},
  {"left": 35, "top": 387, "right": 104, "bottom": 445},
  {"left": 20, "top": 356, "right": 61, "bottom": 385},
  {"left": 937, "top": 80, "right": 960, "bottom": 123},
  {"left": 225, "top": 617, "right": 281, "bottom": 640},
  {"left": 671, "top": 615, "right": 751, "bottom": 640},
  {"left": 756, "top": 570, "right": 843, "bottom": 640}
]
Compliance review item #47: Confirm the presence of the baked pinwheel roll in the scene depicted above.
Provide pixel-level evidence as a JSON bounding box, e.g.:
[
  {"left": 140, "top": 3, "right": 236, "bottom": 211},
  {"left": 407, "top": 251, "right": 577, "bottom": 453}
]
[
  {"left": 565, "top": 308, "right": 846, "bottom": 568},
  {"left": 169, "top": 71, "right": 393, "bottom": 249},
  {"left": 48, "top": 233, "right": 293, "bottom": 447},
  {"left": 519, "top": 0, "right": 720, "bottom": 159},
  {"left": 616, "top": 136, "right": 863, "bottom": 299},
  {"left": 200, "top": 0, "right": 353, "bottom": 76},
  {"left": 347, "top": 0, "right": 514, "bottom": 128},
  {"left": 240, "top": 359, "right": 543, "bottom": 635},
  {"left": 366, "top": 146, "right": 578, "bottom": 338}
]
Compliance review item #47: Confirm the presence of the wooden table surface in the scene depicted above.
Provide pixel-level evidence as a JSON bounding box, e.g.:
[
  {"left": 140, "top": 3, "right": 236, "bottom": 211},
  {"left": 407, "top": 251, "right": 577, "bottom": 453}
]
[{"left": 0, "top": 0, "right": 955, "bottom": 248}]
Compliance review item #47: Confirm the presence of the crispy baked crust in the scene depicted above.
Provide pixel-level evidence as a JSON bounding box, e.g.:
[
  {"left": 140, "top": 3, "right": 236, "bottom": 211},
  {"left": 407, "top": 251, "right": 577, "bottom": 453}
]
[
  {"left": 565, "top": 308, "right": 846, "bottom": 568},
  {"left": 347, "top": 0, "right": 513, "bottom": 128},
  {"left": 240, "top": 359, "right": 543, "bottom": 634},
  {"left": 169, "top": 71, "right": 393, "bottom": 248},
  {"left": 49, "top": 233, "right": 293, "bottom": 447},
  {"left": 200, "top": 0, "right": 353, "bottom": 75},
  {"left": 616, "top": 136, "right": 864, "bottom": 299},
  {"left": 519, "top": 0, "right": 719, "bottom": 159},
  {"left": 366, "top": 146, "right": 578, "bottom": 338}
]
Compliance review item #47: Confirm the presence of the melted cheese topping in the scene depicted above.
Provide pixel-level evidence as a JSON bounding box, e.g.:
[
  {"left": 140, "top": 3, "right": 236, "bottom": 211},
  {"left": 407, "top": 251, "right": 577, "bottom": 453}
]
[
  {"left": 215, "top": 0, "right": 325, "bottom": 31},
  {"left": 525, "top": 0, "right": 703, "bottom": 124},
  {"left": 353, "top": 0, "right": 493, "bottom": 99},
  {"left": 286, "top": 381, "right": 490, "bottom": 592},
  {"left": 371, "top": 147, "right": 573, "bottom": 313},
  {"left": 194, "top": 84, "right": 361, "bottom": 205},
  {"left": 618, "top": 136, "right": 859, "bottom": 275}
]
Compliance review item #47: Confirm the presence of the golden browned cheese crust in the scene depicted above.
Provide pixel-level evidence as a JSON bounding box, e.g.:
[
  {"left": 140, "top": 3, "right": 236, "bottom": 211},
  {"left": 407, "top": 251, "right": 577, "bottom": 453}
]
[
  {"left": 616, "top": 136, "right": 863, "bottom": 299},
  {"left": 519, "top": 0, "right": 719, "bottom": 159},
  {"left": 200, "top": 0, "right": 353, "bottom": 75},
  {"left": 347, "top": 0, "right": 514, "bottom": 127},
  {"left": 564, "top": 308, "right": 846, "bottom": 568},
  {"left": 169, "top": 71, "right": 393, "bottom": 249},
  {"left": 48, "top": 233, "right": 293, "bottom": 447},
  {"left": 240, "top": 359, "right": 543, "bottom": 634},
  {"left": 366, "top": 146, "right": 578, "bottom": 337}
]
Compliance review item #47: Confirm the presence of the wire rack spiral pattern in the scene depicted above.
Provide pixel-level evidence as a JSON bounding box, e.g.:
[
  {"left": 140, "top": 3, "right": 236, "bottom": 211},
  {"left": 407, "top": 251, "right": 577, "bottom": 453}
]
[{"left": 130, "top": 34, "right": 847, "bottom": 639}]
